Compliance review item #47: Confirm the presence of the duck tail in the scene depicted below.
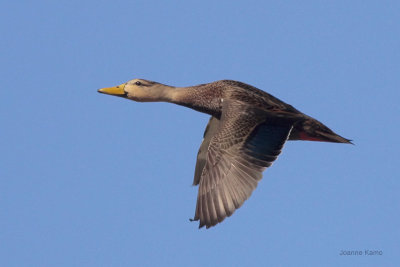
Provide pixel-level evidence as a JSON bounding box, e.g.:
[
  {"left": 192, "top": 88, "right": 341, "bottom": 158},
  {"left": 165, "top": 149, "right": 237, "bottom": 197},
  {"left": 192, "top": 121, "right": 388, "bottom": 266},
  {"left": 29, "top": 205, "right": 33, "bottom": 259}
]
[{"left": 289, "top": 118, "right": 353, "bottom": 144}]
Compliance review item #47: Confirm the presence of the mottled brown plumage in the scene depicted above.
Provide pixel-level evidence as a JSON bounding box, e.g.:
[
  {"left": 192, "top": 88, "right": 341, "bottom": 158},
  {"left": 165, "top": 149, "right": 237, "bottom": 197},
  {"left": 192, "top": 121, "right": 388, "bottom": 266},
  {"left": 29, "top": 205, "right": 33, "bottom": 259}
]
[{"left": 98, "top": 79, "right": 351, "bottom": 229}]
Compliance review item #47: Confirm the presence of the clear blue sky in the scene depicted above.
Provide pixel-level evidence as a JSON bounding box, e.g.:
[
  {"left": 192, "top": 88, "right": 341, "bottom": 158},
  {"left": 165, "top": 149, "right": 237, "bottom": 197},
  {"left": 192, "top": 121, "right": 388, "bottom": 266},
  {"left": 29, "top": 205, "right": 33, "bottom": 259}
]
[{"left": 1, "top": 1, "right": 399, "bottom": 266}]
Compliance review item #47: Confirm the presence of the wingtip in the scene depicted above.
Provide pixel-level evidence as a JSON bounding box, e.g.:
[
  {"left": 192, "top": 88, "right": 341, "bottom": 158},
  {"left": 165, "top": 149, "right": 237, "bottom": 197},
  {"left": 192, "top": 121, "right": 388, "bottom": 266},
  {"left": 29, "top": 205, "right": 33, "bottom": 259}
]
[{"left": 189, "top": 217, "right": 204, "bottom": 229}]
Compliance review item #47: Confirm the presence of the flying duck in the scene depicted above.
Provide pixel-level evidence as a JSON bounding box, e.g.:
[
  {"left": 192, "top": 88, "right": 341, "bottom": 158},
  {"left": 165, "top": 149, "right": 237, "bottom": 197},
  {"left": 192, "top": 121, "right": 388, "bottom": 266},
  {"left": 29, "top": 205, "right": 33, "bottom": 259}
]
[{"left": 98, "top": 79, "right": 351, "bottom": 228}]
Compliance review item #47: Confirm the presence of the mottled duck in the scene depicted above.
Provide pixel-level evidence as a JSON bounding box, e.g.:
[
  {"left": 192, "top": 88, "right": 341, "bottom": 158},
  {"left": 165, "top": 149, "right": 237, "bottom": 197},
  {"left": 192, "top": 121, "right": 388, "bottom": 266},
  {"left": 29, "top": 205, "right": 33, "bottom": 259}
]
[{"left": 98, "top": 79, "right": 351, "bottom": 229}]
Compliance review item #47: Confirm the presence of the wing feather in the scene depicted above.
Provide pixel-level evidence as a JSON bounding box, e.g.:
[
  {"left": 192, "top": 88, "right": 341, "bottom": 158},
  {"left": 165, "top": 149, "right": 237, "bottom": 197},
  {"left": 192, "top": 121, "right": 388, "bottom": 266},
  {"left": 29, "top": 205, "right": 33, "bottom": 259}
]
[{"left": 192, "top": 101, "right": 292, "bottom": 228}]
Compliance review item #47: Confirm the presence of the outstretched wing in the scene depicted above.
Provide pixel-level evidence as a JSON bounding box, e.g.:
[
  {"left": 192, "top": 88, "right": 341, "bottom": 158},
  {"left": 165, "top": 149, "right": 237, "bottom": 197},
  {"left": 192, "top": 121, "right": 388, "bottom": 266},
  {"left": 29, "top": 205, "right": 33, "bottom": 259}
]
[
  {"left": 192, "top": 101, "right": 292, "bottom": 228},
  {"left": 193, "top": 116, "right": 221, "bottom": 186}
]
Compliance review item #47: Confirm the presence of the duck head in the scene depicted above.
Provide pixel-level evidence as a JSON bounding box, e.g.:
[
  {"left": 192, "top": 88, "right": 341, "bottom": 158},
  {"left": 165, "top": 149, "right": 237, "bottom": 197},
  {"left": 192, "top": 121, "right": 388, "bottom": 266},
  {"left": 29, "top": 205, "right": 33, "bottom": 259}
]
[{"left": 98, "top": 78, "right": 175, "bottom": 102}]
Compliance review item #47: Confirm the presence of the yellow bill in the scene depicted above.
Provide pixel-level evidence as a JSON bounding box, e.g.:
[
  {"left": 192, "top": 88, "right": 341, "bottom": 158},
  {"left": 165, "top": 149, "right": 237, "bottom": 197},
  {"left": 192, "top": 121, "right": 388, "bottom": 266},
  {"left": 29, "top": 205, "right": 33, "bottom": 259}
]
[{"left": 98, "top": 83, "right": 126, "bottom": 96}]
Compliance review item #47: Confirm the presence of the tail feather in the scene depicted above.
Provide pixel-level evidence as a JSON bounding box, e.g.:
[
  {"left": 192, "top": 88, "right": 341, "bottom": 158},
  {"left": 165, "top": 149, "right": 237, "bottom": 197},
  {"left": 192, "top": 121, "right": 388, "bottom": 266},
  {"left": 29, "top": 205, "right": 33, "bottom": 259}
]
[
  {"left": 289, "top": 117, "right": 352, "bottom": 144},
  {"left": 298, "top": 130, "right": 353, "bottom": 144}
]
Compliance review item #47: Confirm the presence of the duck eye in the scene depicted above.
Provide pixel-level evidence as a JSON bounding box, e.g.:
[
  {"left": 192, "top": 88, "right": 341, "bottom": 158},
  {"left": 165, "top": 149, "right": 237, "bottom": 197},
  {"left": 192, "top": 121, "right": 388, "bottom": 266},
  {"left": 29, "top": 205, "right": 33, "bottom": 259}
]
[{"left": 135, "top": 81, "right": 142, "bottom": 86}]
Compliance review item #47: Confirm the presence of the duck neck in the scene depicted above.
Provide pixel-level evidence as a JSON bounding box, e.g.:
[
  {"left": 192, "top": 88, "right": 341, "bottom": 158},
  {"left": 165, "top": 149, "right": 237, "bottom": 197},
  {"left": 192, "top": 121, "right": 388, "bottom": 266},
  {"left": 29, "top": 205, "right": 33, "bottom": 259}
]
[{"left": 167, "top": 84, "right": 222, "bottom": 116}]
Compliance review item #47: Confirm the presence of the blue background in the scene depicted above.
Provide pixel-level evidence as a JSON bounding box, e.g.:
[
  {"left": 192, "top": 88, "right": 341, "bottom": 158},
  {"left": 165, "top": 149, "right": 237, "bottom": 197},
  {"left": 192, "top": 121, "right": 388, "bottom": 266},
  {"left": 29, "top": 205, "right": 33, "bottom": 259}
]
[{"left": 1, "top": 1, "right": 399, "bottom": 266}]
